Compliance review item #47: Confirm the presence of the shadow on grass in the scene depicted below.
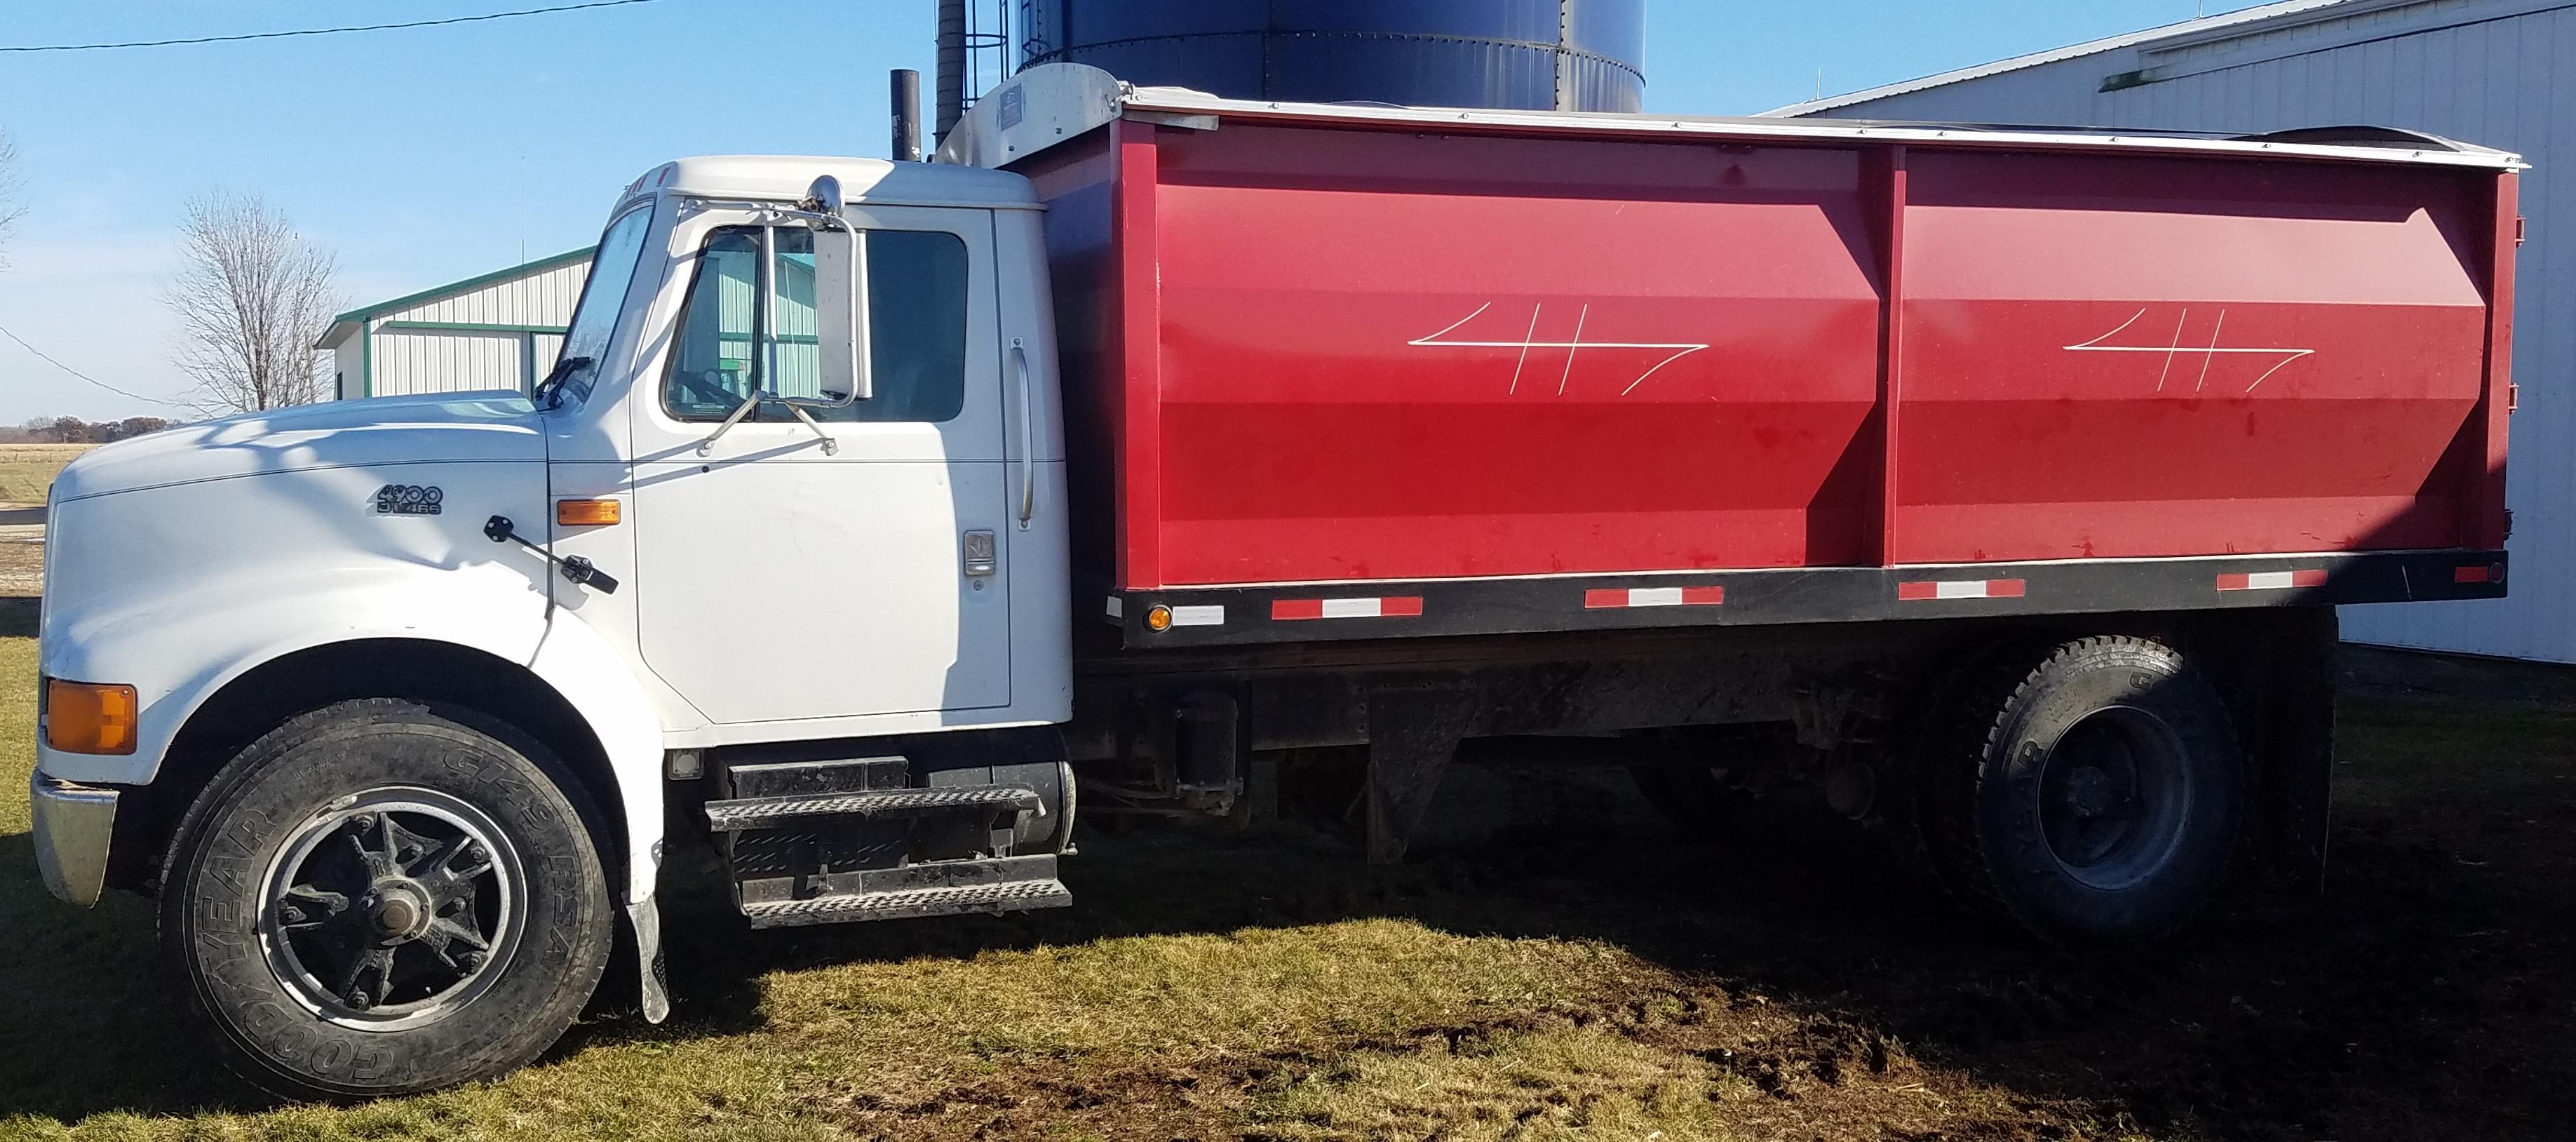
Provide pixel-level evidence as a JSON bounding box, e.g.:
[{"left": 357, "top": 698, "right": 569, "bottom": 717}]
[
  {"left": 614, "top": 734, "right": 2576, "bottom": 1141},
  {"left": 0, "top": 599, "right": 36, "bottom": 639},
  {"left": 7, "top": 695, "right": 2573, "bottom": 1138},
  {"left": 0, "top": 835, "right": 269, "bottom": 1120}
]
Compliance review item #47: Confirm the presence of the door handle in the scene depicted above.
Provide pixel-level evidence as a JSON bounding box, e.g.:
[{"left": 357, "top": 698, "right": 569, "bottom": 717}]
[{"left": 1011, "top": 339, "right": 1037, "bottom": 530}]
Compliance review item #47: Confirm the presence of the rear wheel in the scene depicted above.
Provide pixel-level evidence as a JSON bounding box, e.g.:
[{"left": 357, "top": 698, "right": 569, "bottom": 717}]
[
  {"left": 161, "top": 699, "right": 614, "bottom": 1100},
  {"left": 1925, "top": 636, "right": 2244, "bottom": 943}
]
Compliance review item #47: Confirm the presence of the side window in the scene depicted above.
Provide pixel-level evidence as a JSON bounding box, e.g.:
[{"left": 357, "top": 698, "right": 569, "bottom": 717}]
[{"left": 662, "top": 224, "right": 969, "bottom": 423}]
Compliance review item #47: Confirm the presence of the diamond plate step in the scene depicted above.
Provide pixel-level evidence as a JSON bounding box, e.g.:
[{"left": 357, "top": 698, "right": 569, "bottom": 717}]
[
  {"left": 705, "top": 784, "right": 1041, "bottom": 832},
  {"left": 737, "top": 853, "right": 1072, "bottom": 927},
  {"left": 743, "top": 877, "right": 1072, "bottom": 927}
]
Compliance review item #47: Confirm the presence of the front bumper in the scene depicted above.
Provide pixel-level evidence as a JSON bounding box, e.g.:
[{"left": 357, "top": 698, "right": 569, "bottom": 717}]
[{"left": 29, "top": 770, "right": 119, "bottom": 907}]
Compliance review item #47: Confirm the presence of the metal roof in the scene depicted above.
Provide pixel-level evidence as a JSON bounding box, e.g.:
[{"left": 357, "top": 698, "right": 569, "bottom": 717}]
[
  {"left": 943, "top": 62, "right": 2522, "bottom": 173},
  {"left": 1763, "top": 0, "right": 2388, "bottom": 116}
]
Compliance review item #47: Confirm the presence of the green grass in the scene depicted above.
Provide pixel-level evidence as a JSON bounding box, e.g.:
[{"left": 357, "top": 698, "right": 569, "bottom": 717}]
[{"left": 0, "top": 635, "right": 2569, "bottom": 1140}]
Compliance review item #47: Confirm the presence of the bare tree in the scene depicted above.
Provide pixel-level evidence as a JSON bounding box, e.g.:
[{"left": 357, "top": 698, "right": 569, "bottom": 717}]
[
  {"left": 165, "top": 190, "right": 342, "bottom": 414},
  {"left": 0, "top": 129, "right": 27, "bottom": 269}
]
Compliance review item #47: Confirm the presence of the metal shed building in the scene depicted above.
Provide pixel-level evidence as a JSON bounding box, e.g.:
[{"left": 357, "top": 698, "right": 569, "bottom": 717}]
[
  {"left": 314, "top": 246, "right": 594, "bottom": 401},
  {"left": 1772, "top": 0, "right": 2574, "bottom": 663}
]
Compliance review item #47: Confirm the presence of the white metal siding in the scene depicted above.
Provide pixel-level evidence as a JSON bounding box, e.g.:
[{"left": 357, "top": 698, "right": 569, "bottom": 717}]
[
  {"left": 1808, "top": 0, "right": 2576, "bottom": 661},
  {"left": 530, "top": 331, "right": 565, "bottom": 376},
  {"left": 379, "top": 258, "right": 588, "bottom": 328},
  {"left": 334, "top": 340, "right": 363, "bottom": 401},
  {"left": 371, "top": 329, "right": 528, "bottom": 397}
]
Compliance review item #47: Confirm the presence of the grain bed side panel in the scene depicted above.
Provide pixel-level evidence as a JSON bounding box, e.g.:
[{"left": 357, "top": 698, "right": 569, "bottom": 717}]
[
  {"left": 1142, "top": 123, "right": 1884, "bottom": 586},
  {"left": 1893, "top": 150, "right": 2493, "bottom": 563}
]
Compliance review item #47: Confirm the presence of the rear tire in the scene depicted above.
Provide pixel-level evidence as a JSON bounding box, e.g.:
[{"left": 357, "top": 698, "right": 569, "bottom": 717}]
[
  {"left": 1925, "top": 636, "right": 2244, "bottom": 943},
  {"left": 161, "top": 699, "right": 614, "bottom": 1100}
]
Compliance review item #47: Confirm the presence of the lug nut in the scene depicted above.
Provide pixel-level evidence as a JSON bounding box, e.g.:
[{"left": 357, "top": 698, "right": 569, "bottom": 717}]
[
  {"left": 279, "top": 906, "right": 304, "bottom": 924},
  {"left": 349, "top": 814, "right": 377, "bottom": 833},
  {"left": 455, "top": 950, "right": 485, "bottom": 972},
  {"left": 345, "top": 989, "right": 374, "bottom": 1012}
]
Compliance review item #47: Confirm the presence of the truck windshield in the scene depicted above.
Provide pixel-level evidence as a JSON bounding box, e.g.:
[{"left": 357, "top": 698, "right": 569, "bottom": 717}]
[{"left": 545, "top": 206, "right": 654, "bottom": 405}]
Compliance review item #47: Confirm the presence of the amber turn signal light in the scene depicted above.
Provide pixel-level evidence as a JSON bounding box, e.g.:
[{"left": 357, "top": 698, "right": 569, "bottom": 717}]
[
  {"left": 556, "top": 499, "right": 622, "bottom": 527},
  {"left": 44, "top": 678, "right": 137, "bottom": 755},
  {"left": 1145, "top": 604, "right": 1173, "bottom": 632}
]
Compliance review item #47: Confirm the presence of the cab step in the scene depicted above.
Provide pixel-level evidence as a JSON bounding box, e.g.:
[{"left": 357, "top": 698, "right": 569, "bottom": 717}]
[
  {"left": 706, "top": 734, "right": 1079, "bottom": 928},
  {"left": 704, "top": 784, "right": 1042, "bottom": 832},
  {"left": 740, "top": 854, "right": 1071, "bottom": 928}
]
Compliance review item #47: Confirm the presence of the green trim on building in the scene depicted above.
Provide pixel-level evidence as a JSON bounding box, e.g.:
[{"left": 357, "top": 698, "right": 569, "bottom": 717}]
[
  {"left": 330, "top": 246, "right": 597, "bottom": 326},
  {"left": 378, "top": 320, "right": 572, "bottom": 334},
  {"left": 359, "top": 318, "right": 372, "bottom": 399}
]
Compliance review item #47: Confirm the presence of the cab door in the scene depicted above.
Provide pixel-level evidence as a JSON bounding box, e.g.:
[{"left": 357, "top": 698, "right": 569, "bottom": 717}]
[{"left": 630, "top": 205, "right": 1010, "bottom": 725}]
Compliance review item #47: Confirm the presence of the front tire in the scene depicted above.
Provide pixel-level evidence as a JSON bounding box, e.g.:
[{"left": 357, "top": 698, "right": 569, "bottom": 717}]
[
  {"left": 1925, "top": 636, "right": 2245, "bottom": 943},
  {"left": 161, "top": 699, "right": 614, "bottom": 1100}
]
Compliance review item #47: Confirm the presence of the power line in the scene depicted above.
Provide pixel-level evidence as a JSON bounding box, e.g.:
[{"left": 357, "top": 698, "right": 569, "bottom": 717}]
[
  {"left": 0, "top": 0, "right": 670, "bottom": 53},
  {"left": 0, "top": 323, "right": 174, "bottom": 407}
]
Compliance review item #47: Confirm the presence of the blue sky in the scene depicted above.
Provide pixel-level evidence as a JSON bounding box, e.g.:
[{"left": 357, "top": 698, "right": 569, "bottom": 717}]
[{"left": 0, "top": 0, "right": 2258, "bottom": 422}]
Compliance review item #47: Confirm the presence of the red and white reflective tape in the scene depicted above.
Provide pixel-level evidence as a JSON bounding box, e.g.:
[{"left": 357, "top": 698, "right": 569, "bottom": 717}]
[
  {"left": 1584, "top": 586, "right": 1725, "bottom": 609},
  {"left": 1271, "top": 596, "right": 1425, "bottom": 622},
  {"left": 2215, "top": 569, "right": 2327, "bottom": 592},
  {"left": 1896, "top": 578, "right": 2025, "bottom": 601}
]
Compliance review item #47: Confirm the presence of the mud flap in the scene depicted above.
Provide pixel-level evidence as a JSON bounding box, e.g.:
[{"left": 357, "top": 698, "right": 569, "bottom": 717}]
[
  {"left": 627, "top": 897, "right": 670, "bottom": 1023},
  {"left": 2247, "top": 607, "right": 2338, "bottom": 894},
  {"left": 1363, "top": 687, "right": 1481, "bottom": 864}
]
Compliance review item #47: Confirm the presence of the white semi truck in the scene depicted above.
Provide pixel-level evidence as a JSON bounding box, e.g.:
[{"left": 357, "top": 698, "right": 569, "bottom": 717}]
[{"left": 27, "top": 69, "right": 2518, "bottom": 1099}]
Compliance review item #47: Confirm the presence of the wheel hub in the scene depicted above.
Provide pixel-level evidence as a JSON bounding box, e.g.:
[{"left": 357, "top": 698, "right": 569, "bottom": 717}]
[
  {"left": 364, "top": 881, "right": 433, "bottom": 942},
  {"left": 256, "top": 787, "right": 525, "bottom": 1030},
  {"left": 2061, "top": 765, "right": 2122, "bottom": 818},
  {"left": 2035, "top": 706, "right": 2196, "bottom": 892}
]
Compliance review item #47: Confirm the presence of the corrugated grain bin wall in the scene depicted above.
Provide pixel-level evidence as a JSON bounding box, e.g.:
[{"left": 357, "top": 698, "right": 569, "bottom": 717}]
[{"left": 1017, "top": 0, "right": 1645, "bottom": 112}]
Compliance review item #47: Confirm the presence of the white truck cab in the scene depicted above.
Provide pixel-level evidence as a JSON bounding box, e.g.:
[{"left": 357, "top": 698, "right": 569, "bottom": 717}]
[{"left": 31, "top": 155, "right": 1074, "bottom": 1099}]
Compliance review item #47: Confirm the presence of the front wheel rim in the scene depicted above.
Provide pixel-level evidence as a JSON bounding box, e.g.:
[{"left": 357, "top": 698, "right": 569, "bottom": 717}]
[{"left": 255, "top": 786, "right": 527, "bottom": 1031}]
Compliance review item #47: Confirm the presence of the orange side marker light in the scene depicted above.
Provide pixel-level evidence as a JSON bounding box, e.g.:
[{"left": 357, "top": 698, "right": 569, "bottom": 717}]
[{"left": 557, "top": 499, "right": 622, "bottom": 527}]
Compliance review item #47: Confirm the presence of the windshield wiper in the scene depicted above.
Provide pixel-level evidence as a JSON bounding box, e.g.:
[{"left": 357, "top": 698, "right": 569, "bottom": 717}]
[{"left": 532, "top": 356, "right": 592, "bottom": 409}]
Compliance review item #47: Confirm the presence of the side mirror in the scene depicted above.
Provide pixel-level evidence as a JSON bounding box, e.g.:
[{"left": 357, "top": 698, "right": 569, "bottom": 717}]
[{"left": 794, "top": 175, "right": 870, "bottom": 406}]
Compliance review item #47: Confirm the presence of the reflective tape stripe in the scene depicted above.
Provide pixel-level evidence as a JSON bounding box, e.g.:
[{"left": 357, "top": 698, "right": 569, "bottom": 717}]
[
  {"left": 2455, "top": 565, "right": 2493, "bottom": 584},
  {"left": 1270, "top": 596, "right": 1424, "bottom": 621},
  {"left": 1896, "top": 578, "right": 2025, "bottom": 600},
  {"left": 1170, "top": 605, "right": 1226, "bottom": 626},
  {"left": 2215, "top": 570, "right": 2328, "bottom": 591},
  {"left": 1583, "top": 586, "right": 1726, "bottom": 609}
]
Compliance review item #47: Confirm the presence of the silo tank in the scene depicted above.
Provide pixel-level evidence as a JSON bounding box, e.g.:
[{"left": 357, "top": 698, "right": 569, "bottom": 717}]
[{"left": 1017, "top": 0, "right": 1645, "bottom": 113}]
